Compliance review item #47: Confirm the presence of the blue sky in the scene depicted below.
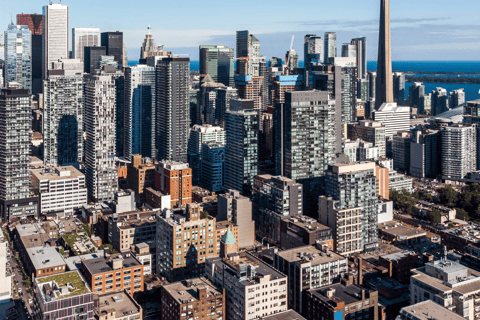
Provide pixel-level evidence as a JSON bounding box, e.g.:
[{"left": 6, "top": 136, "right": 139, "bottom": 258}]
[{"left": 2, "top": 0, "right": 480, "bottom": 61}]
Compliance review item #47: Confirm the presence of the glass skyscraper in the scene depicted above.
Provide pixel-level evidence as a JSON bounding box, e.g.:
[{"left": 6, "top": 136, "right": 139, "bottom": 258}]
[
  {"left": 199, "top": 45, "right": 235, "bottom": 87},
  {"left": 324, "top": 32, "right": 337, "bottom": 63},
  {"left": 72, "top": 27, "right": 100, "bottom": 62},
  {"left": 4, "top": 24, "right": 32, "bottom": 92}
]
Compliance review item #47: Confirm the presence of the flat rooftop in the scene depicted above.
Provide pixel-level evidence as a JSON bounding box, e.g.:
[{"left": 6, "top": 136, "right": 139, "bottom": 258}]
[
  {"left": 82, "top": 255, "right": 141, "bottom": 275},
  {"left": 310, "top": 283, "right": 373, "bottom": 306},
  {"left": 400, "top": 300, "right": 465, "bottom": 320},
  {"left": 163, "top": 277, "right": 222, "bottom": 304},
  {"left": 16, "top": 223, "right": 46, "bottom": 238},
  {"left": 261, "top": 310, "right": 306, "bottom": 320},
  {"left": 31, "top": 166, "right": 84, "bottom": 181},
  {"left": 276, "top": 245, "right": 345, "bottom": 265},
  {"left": 94, "top": 291, "right": 141, "bottom": 318},
  {"left": 64, "top": 250, "right": 105, "bottom": 271},
  {"left": 36, "top": 271, "right": 91, "bottom": 300},
  {"left": 444, "top": 225, "right": 480, "bottom": 243},
  {"left": 380, "top": 251, "right": 417, "bottom": 262},
  {"left": 284, "top": 216, "right": 331, "bottom": 232},
  {"left": 378, "top": 222, "right": 426, "bottom": 238},
  {"left": 27, "top": 246, "right": 65, "bottom": 271}
]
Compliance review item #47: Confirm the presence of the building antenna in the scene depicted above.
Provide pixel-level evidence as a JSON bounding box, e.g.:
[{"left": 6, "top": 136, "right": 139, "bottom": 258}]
[
  {"left": 148, "top": 25, "right": 151, "bottom": 35},
  {"left": 11, "top": 12, "right": 13, "bottom": 25}
]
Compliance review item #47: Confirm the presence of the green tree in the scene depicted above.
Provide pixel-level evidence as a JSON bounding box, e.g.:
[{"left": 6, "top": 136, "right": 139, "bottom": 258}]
[
  {"left": 429, "top": 209, "right": 442, "bottom": 224},
  {"left": 456, "top": 208, "right": 470, "bottom": 221},
  {"left": 201, "top": 211, "right": 209, "bottom": 219},
  {"left": 437, "top": 186, "right": 458, "bottom": 207}
]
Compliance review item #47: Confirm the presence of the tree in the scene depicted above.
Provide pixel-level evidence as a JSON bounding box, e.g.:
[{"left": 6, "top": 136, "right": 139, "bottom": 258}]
[
  {"left": 456, "top": 208, "right": 470, "bottom": 221},
  {"left": 201, "top": 211, "right": 209, "bottom": 219},
  {"left": 429, "top": 209, "right": 442, "bottom": 224},
  {"left": 437, "top": 186, "right": 458, "bottom": 207}
]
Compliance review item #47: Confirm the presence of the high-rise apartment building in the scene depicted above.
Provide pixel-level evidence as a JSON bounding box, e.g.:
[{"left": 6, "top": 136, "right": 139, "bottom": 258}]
[
  {"left": 72, "top": 28, "right": 100, "bottom": 62},
  {"left": 101, "top": 32, "right": 124, "bottom": 68},
  {"left": 341, "top": 43, "right": 356, "bottom": 58},
  {"left": 84, "top": 74, "right": 117, "bottom": 202},
  {"left": 224, "top": 100, "right": 259, "bottom": 195},
  {"left": 441, "top": 124, "right": 477, "bottom": 180},
  {"left": 0, "top": 88, "right": 39, "bottom": 222},
  {"left": 375, "top": 0, "right": 394, "bottom": 110},
  {"left": 187, "top": 124, "right": 225, "bottom": 186},
  {"left": 155, "top": 161, "right": 192, "bottom": 208},
  {"left": 201, "top": 142, "right": 225, "bottom": 193},
  {"left": 156, "top": 205, "right": 218, "bottom": 282},
  {"left": 431, "top": 87, "right": 449, "bottom": 116},
  {"left": 4, "top": 24, "right": 32, "bottom": 92},
  {"left": 449, "top": 89, "right": 465, "bottom": 109},
  {"left": 42, "top": 3, "right": 69, "bottom": 79},
  {"left": 275, "top": 91, "right": 336, "bottom": 215},
  {"left": 372, "top": 103, "right": 411, "bottom": 137},
  {"left": 17, "top": 13, "right": 44, "bottom": 95},
  {"left": 156, "top": 56, "right": 190, "bottom": 162},
  {"left": 323, "top": 32, "right": 337, "bottom": 63},
  {"left": 124, "top": 64, "right": 156, "bottom": 160},
  {"left": 351, "top": 37, "right": 367, "bottom": 79},
  {"left": 393, "top": 72, "right": 405, "bottom": 106},
  {"left": 199, "top": 45, "right": 235, "bottom": 87},
  {"left": 408, "top": 82, "right": 425, "bottom": 110},
  {"left": 252, "top": 175, "right": 303, "bottom": 244},
  {"left": 215, "top": 86, "right": 238, "bottom": 128},
  {"left": 393, "top": 131, "right": 412, "bottom": 173},
  {"left": 217, "top": 190, "right": 255, "bottom": 249},
  {"left": 43, "top": 58, "right": 84, "bottom": 166},
  {"left": 410, "top": 129, "right": 441, "bottom": 178},
  {"left": 329, "top": 57, "right": 358, "bottom": 124},
  {"left": 319, "top": 162, "right": 379, "bottom": 255}
]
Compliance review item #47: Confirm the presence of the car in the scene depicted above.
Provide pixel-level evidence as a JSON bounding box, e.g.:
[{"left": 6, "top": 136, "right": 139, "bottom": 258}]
[
  {"left": 17, "top": 288, "right": 22, "bottom": 293},
  {"left": 28, "top": 299, "right": 33, "bottom": 304}
]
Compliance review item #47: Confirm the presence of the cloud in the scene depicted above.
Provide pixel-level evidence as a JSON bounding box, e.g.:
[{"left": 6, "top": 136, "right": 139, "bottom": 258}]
[{"left": 296, "top": 17, "right": 450, "bottom": 29}]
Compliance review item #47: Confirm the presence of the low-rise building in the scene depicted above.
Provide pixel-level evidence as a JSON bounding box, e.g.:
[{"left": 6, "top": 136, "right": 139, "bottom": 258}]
[
  {"left": 109, "top": 210, "right": 157, "bottom": 252},
  {"left": 388, "top": 171, "right": 413, "bottom": 193},
  {"left": 81, "top": 251, "right": 144, "bottom": 296},
  {"left": 378, "top": 251, "right": 418, "bottom": 284},
  {"left": 93, "top": 291, "right": 143, "bottom": 320},
  {"left": 13, "top": 222, "right": 57, "bottom": 269},
  {"left": 32, "top": 271, "right": 94, "bottom": 320},
  {"left": 414, "top": 199, "right": 456, "bottom": 223},
  {"left": 397, "top": 300, "right": 464, "bottom": 320},
  {"left": 273, "top": 245, "right": 348, "bottom": 314},
  {"left": 144, "top": 188, "right": 171, "bottom": 210},
  {"left": 131, "top": 242, "right": 153, "bottom": 276},
  {"left": 260, "top": 310, "right": 306, "bottom": 320},
  {"left": 377, "top": 199, "right": 393, "bottom": 224},
  {"left": 378, "top": 222, "right": 427, "bottom": 245},
  {"left": 463, "top": 244, "right": 480, "bottom": 270},
  {"left": 31, "top": 166, "right": 88, "bottom": 218},
  {"left": 161, "top": 277, "right": 225, "bottom": 320},
  {"left": 111, "top": 190, "right": 136, "bottom": 214},
  {"left": 280, "top": 216, "right": 333, "bottom": 250},
  {"left": 304, "top": 283, "right": 380, "bottom": 320},
  {"left": 127, "top": 154, "right": 156, "bottom": 204},
  {"left": 215, "top": 221, "right": 239, "bottom": 254},
  {"left": 441, "top": 225, "right": 480, "bottom": 254},
  {"left": 26, "top": 246, "right": 66, "bottom": 278}
]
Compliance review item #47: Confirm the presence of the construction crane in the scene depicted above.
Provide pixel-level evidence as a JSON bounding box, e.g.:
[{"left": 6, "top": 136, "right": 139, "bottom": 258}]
[{"left": 284, "top": 35, "right": 295, "bottom": 75}]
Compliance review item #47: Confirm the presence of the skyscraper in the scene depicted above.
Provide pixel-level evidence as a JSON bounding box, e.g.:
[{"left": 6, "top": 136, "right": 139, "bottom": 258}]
[
  {"left": 324, "top": 32, "right": 337, "bottom": 63},
  {"left": 351, "top": 37, "right": 367, "bottom": 79},
  {"left": 83, "top": 46, "right": 106, "bottom": 73},
  {"left": 431, "top": 87, "right": 448, "bottom": 116},
  {"left": 441, "top": 124, "right": 476, "bottom": 180},
  {"left": 341, "top": 43, "right": 356, "bottom": 58},
  {"left": 393, "top": 72, "right": 405, "bottom": 106},
  {"left": 0, "top": 88, "right": 39, "bottom": 221},
  {"left": 4, "top": 24, "right": 32, "bottom": 92},
  {"left": 199, "top": 45, "right": 235, "bottom": 87},
  {"left": 156, "top": 56, "right": 190, "bottom": 162},
  {"left": 224, "top": 99, "right": 259, "bottom": 196},
  {"left": 42, "top": 3, "right": 69, "bottom": 79},
  {"left": 84, "top": 74, "right": 117, "bottom": 202},
  {"left": 449, "top": 89, "right": 465, "bottom": 109},
  {"left": 140, "top": 26, "right": 156, "bottom": 60},
  {"left": 101, "top": 32, "right": 124, "bottom": 68},
  {"left": 200, "top": 142, "right": 225, "bottom": 192},
  {"left": 43, "top": 59, "right": 84, "bottom": 166},
  {"left": 304, "top": 34, "right": 323, "bottom": 72},
  {"left": 408, "top": 82, "right": 425, "bottom": 110},
  {"left": 72, "top": 27, "right": 100, "bottom": 62},
  {"left": 215, "top": 86, "right": 238, "bottom": 128},
  {"left": 17, "top": 13, "right": 44, "bottom": 95},
  {"left": 124, "top": 65, "right": 156, "bottom": 160},
  {"left": 375, "top": 0, "right": 394, "bottom": 110}
]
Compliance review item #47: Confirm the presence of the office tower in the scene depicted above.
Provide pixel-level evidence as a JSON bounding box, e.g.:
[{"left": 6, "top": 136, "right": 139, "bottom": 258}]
[
  {"left": 72, "top": 27, "right": 100, "bottom": 62},
  {"left": 357, "top": 78, "right": 369, "bottom": 102},
  {"left": 84, "top": 74, "right": 117, "bottom": 203},
  {"left": 351, "top": 37, "right": 367, "bottom": 79},
  {"left": 156, "top": 56, "right": 190, "bottom": 162},
  {"left": 441, "top": 124, "right": 476, "bottom": 180},
  {"left": 124, "top": 65, "right": 156, "bottom": 160},
  {"left": 83, "top": 46, "right": 106, "bottom": 73},
  {"left": 155, "top": 161, "right": 192, "bottom": 208},
  {"left": 372, "top": 104, "right": 410, "bottom": 137},
  {"left": 341, "top": 43, "right": 356, "bottom": 58},
  {"left": 199, "top": 45, "right": 235, "bottom": 87},
  {"left": 4, "top": 24, "right": 32, "bottom": 92},
  {"left": 101, "top": 31, "right": 124, "bottom": 68},
  {"left": 431, "top": 87, "right": 449, "bottom": 116},
  {"left": 140, "top": 25, "right": 156, "bottom": 60},
  {"left": 197, "top": 75, "right": 225, "bottom": 125},
  {"left": 0, "top": 241, "right": 12, "bottom": 302},
  {"left": 393, "top": 72, "right": 405, "bottom": 106},
  {"left": 224, "top": 100, "right": 259, "bottom": 196},
  {"left": 330, "top": 57, "right": 358, "bottom": 124},
  {"left": 17, "top": 14, "right": 44, "bottom": 95},
  {"left": 42, "top": 3, "right": 69, "bottom": 79},
  {"left": 393, "top": 131, "right": 412, "bottom": 172},
  {"left": 215, "top": 86, "right": 238, "bottom": 127},
  {"left": 410, "top": 129, "right": 441, "bottom": 178},
  {"left": 367, "top": 71, "right": 376, "bottom": 99},
  {"left": 201, "top": 142, "right": 225, "bottom": 192},
  {"left": 323, "top": 32, "right": 337, "bottom": 63},
  {"left": 187, "top": 124, "right": 225, "bottom": 186},
  {"left": 275, "top": 91, "right": 336, "bottom": 216},
  {"left": 217, "top": 190, "right": 255, "bottom": 248},
  {"left": 252, "top": 175, "right": 303, "bottom": 244},
  {"left": 449, "top": 89, "right": 465, "bottom": 109},
  {"left": 139, "top": 27, "right": 170, "bottom": 65},
  {"left": 0, "top": 88, "right": 39, "bottom": 222},
  {"left": 236, "top": 30, "right": 260, "bottom": 59},
  {"left": 43, "top": 59, "right": 84, "bottom": 166},
  {"left": 375, "top": 0, "right": 394, "bottom": 110},
  {"left": 319, "top": 162, "right": 379, "bottom": 255},
  {"left": 156, "top": 205, "right": 218, "bottom": 282},
  {"left": 206, "top": 250, "right": 288, "bottom": 320},
  {"left": 304, "top": 34, "right": 323, "bottom": 71}
]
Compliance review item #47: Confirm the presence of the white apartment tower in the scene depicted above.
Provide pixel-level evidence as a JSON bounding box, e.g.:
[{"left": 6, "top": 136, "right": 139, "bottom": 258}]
[
  {"left": 42, "top": 3, "right": 69, "bottom": 79},
  {"left": 72, "top": 27, "right": 101, "bottom": 62}
]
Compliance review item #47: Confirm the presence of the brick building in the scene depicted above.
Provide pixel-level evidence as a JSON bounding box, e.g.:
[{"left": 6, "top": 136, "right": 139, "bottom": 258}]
[
  {"left": 127, "top": 155, "right": 156, "bottom": 204},
  {"left": 155, "top": 161, "right": 192, "bottom": 208},
  {"left": 280, "top": 216, "right": 333, "bottom": 250},
  {"left": 378, "top": 251, "right": 418, "bottom": 284}
]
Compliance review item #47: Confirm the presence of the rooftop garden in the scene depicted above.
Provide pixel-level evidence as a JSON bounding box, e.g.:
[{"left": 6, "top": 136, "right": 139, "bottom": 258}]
[{"left": 37, "top": 271, "right": 90, "bottom": 298}]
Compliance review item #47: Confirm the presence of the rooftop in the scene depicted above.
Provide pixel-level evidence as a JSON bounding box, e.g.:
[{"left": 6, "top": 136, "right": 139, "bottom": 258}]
[
  {"left": 157, "top": 160, "right": 190, "bottom": 171},
  {"left": 310, "top": 283, "right": 374, "bottom": 306},
  {"left": 283, "top": 216, "right": 331, "bottom": 233},
  {"left": 16, "top": 223, "right": 47, "bottom": 238},
  {"left": 94, "top": 291, "right": 142, "bottom": 318},
  {"left": 27, "top": 246, "right": 66, "bottom": 271},
  {"left": 380, "top": 251, "right": 417, "bottom": 262},
  {"left": 399, "top": 300, "right": 465, "bottom": 320},
  {"left": 31, "top": 166, "right": 84, "bottom": 181},
  {"left": 35, "top": 271, "right": 91, "bottom": 301},
  {"left": 443, "top": 224, "right": 480, "bottom": 243},
  {"left": 163, "top": 277, "right": 223, "bottom": 305},
  {"left": 260, "top": 310, "right": 306, "bottom": 320},
  {"left": 276, "top": 245, "right": 346, "bottom": 265},
  {"left": 64, "top": 250, "right": 105, "bottom": 271},
  {"left": 82, "top": 254, "right": 141, "bottom": 275},
  {"left": 378, "top": 222, "right": 426, "bottom": 238}
]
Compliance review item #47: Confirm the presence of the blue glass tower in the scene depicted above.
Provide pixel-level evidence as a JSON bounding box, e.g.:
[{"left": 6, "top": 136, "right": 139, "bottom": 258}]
[{"left": 4, "top": 24, "right": 32, "bottom": 92}]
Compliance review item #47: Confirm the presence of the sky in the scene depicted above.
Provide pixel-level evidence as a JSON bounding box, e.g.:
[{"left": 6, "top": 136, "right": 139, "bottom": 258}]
[{"left": 2, "top": 0, "right": 480, "bottom": 61}]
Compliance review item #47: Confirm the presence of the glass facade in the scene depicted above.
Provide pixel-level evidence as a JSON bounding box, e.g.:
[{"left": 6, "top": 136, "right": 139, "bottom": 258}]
[{"left": 4, "top": 24, "right": 32, "bottom": 93}]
